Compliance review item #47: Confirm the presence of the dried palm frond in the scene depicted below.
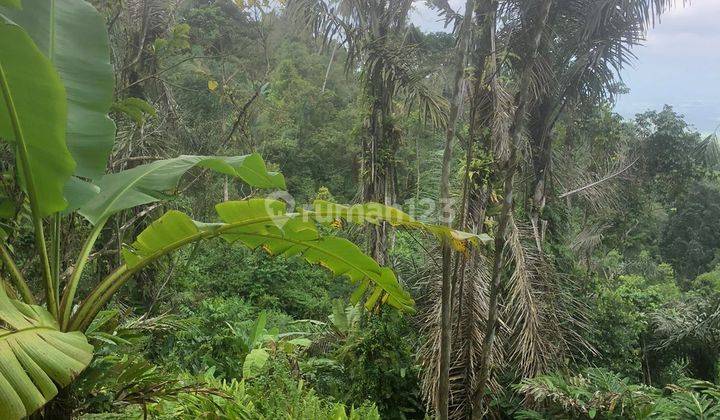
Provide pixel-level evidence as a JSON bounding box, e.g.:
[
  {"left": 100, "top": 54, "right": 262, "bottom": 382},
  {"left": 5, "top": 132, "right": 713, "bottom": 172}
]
[
  {"left": 452, "top": 252, "right": 506, "bottom": 419},
  {"left": 504, "top": 217, "right": 555, "bottom": 377},
  {"left": 287, "top": 0, "right": 361, "bottom": 64},
  {"left": 416, "top": 258, "right": 445, "bottom": 413},
  {"left": 527, "top": 51, "right": 555, "bottom": 103},
  {"left": 570, "top": 223, "right": 609, "bottom": 256},
  {"left": 418, "top": 249, "right": 506, "bottom": 419},
  {"left": 416, "top": 221, "right": 588, "bottom": 418},
  {"left": 503, "top": 216, "right": 592, "bottom": 379},
  {"left": 361, "top": 39, "right": 449, "bottom": 128},
  {"left": 490, "top": 81, "right": 515, "bottom": 163},
  {"left": 554, "top": 142, "right": 636, "bottom": 214},
  {"left": 125, "top": 0, "right": 176, "bottom": 34}
]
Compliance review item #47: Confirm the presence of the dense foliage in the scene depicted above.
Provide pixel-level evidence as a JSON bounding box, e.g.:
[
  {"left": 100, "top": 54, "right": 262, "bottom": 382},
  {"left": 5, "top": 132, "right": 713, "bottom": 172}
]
[{"left": 0, "top": 0, "right": 719, "bottom": 419}]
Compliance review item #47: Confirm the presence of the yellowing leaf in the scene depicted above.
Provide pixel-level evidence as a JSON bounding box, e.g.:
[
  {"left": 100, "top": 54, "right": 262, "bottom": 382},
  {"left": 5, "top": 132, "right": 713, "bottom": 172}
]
[
  {"left": 312, "top": 200, "right": 492, "bottom": 246},
  {"left": 208, "top": 80, "right": 219, "bottom": 91},
  {"left": 452, "top": 238, "right": 468, "bottom": 253}
]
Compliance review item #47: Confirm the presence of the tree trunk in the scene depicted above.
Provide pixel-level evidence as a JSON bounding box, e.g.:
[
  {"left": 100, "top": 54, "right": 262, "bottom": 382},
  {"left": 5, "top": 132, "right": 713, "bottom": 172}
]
[
  {"left": 456, "top": 1, "right": 498, "bottom": 416},
  {"left": 472, "top": 0, "right": 554, "bottom": 416},
  {"left": 438, "top": 1, "right": 476, "bottom": 418},
  {"left": 365, "top": 49, "right": 395, "bottom": 266}
]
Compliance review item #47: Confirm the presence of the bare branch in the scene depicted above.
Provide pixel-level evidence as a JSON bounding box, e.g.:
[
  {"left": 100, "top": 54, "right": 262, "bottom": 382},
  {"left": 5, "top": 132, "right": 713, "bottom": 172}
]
[{"left": 558, "top": 157, "right": 639, "bottom": 199}]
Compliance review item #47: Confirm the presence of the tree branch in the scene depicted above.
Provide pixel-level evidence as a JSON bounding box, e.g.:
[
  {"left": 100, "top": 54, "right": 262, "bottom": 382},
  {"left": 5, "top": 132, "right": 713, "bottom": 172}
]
[{"left": 558, "top": 157, "right": 638, "bottom": 199}]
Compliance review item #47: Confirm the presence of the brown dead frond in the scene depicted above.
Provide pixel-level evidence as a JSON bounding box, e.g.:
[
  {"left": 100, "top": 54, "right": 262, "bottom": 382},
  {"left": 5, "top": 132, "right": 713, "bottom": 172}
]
[
  {"left": 504, "top": 217, "right": 555, "bottom": 377},
  {"left": 417, "top": 249, "right": 505, "bottom": 419},
  {"left": 416, "top": 219, "right": 591, "bottom": 416},
  {"left": 490, "top": 81, "right": 514, "bottom": 163},
  {"left": 570, "top": 223, "right": 610, "bottom": 256},
  {"left": 504, "top": 216, "right": 594, "bottom": 378},
  {"left": 554, "top": 142, "right": 637, "bottom": 214}
]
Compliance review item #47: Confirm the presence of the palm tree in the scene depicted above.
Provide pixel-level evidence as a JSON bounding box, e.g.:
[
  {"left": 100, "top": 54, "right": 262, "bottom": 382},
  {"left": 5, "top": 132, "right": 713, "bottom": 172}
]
[
  {"left": 472, "top": 1, "right": 555, "bottom": 416},
  {"left": 288, "top": 0, "right": 448, "bottom": 265},
  {"left": 437, "top": 1, "right": 477, "bottom": 417},
  {"left": 419, "top": 2, "right": 575, "bottom": 418},
  {"left": 526, "top": 0, "right": 678, "bottom": 247},
  {"left": 0, "top": 2, "right": 477, "bottom": 416}
]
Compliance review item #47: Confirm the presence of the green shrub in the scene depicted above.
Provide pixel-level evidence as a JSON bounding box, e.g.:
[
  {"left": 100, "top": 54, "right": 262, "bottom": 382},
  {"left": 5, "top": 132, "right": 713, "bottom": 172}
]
[
  {"left": 167, "top": 241, "right": 352, "bottom": 320},
  {"left": 148, "top": 360, "right": 381, "bottom": 419},
  {"left": 334, "top": 310, "right": 426, "bottom": 419},
  {"left": 517, "top": 368, "right": 720, "bottom": 419}
]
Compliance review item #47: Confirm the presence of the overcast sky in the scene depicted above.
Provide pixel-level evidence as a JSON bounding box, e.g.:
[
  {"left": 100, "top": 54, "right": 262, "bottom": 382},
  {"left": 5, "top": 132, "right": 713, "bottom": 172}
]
[{"left": 411, "top": 0, "right": 720, "bottom": 134}]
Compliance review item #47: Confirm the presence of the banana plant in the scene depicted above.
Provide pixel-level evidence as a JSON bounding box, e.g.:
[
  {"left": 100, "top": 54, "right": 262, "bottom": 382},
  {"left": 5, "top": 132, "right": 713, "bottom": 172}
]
[{"left": 0, "top": 1, "right": 486, "bottom": 417}]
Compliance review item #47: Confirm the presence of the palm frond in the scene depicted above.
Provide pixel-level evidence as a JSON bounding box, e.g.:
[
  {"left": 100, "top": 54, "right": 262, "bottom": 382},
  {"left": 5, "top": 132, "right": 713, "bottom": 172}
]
[
  {"left": 652, "top": 299, "right": 720, "bottom": 351},
  {"left": 361, "top": 38, "right": 449, "bottom": 127},
  {"left": 417, "top": 250, "right": 506, "bottom": 419},
  {"left": 504, "top": 217, "right": 554, "bottom": 377},
  {"left": 554, "top": 140, "right": 636, "bottom": 214},
  {"left": 570, "top": 223, "right": 610, "bottom": 256}
]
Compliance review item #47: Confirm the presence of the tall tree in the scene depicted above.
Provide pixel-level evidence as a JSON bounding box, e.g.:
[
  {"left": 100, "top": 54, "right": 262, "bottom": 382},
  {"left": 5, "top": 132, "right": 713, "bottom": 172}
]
[
  {"left": 526, "top": 0, "right": 677, "bottom": 247},
  {"left": 288, "top": 0, "right": 447, "bottom": 264},
  {"left": 473, "top": 0, "right": 554, "bottom": 415},
  {"left": 438, "top": 1, "right": 476, "bottom": 418},
  {"left": 420, "top": 2, "right": 573, "bottom": 417}
]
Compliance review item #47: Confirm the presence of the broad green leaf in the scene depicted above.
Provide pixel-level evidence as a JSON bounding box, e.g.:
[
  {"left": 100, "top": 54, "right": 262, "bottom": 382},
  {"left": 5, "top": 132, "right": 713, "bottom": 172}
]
[
  {"left": 330, "top": 299, "right": 349, "bottom": 333},
  {"left": 210, "top": 198, "right": 288, "bottom": 230},
  {"left": 216, "top": 202, "right": 414, "bottom": 312},
  {"left": 78, "top": 154, "right": 286, "bottom": 225},
  {"left": 0, "top": 0, "right": 20, "bottom": 9},
  {"left": 120, "top": 210, "right": 202, "bottom": 269},
  {"left": 242, "top": 348, "right": 269, "bottom": 379},
  {"left": 312, "top": 200, "right": 416, "bottom": 226},
  {"left": 249, "top": 311, "right": 268, "bottom": 348},
  {"left": 120, "top": 202, "right": 414, "bottom": 312},
  {"left": 0, "top": 286, "right": 93, "bottom": 419},
  {"left": 63, "top": 176, "right": 100, "bottom": 214},
  {"left": 0, "top": 18, "right": 75, "bottom": 217},
  {"left": 4, "top": 0, "right": 116, "bottom": 179}
]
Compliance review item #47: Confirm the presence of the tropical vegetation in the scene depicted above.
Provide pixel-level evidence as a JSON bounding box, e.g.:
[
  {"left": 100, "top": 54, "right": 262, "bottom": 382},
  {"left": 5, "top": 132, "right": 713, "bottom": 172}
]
[{"left": 0, "top": 0, "right": 718, "bottom": 419}]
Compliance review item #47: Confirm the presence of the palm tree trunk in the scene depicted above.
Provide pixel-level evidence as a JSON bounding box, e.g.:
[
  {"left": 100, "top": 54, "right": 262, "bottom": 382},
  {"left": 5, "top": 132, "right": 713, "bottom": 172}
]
[
  {"left": 456, "top": 1, "right": 497, "bottom": 415},
  {"left": 438, "top": 1, "right": 476, "bottom": 418},
  {"left": 415, "top": 128, "right": 421, "bottom": 203},
  {"left": 471, "top": 0, "right": 554, "bottom": 416},
  {"left": 365, "top": 53, "right": 395, "bottom": 265}
]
